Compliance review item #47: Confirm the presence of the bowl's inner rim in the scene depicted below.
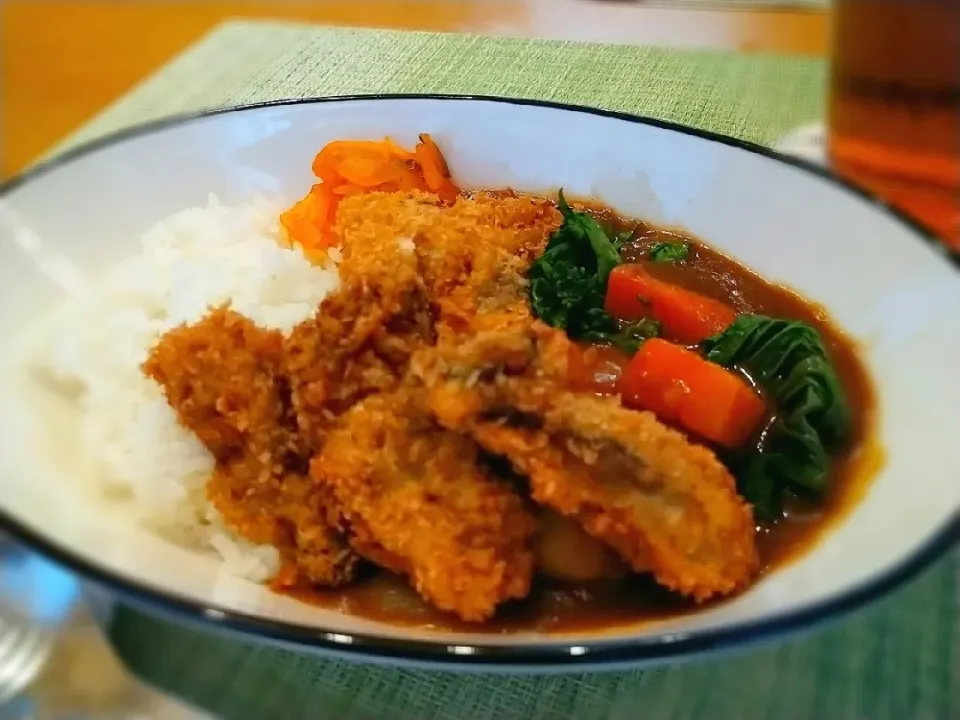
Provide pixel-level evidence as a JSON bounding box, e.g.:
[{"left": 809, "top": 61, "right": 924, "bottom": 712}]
[{"left": 1, "top": 93, "right": 958, "bottom": 662}]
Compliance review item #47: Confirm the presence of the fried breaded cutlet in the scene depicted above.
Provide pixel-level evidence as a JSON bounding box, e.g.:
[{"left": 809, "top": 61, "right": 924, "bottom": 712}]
[
  {"left": 333, "top": 190, "right": 560, "bottom": 337},
  {"left": 145, "top": 188, "right": 758, "bottom": 617},
  {"left": 283, "top": 215, "right": 435, "bottom": 451},
  {"left": 143, "top": 306, "right": 291, "bottom": 462},
  {"left": 283, "top": 190, "right": 558, "bottom": 450},
  {"left": 412, "top": 322, "right": 760, "bottom": 602},
  {"left": 313, "top": 388, "right": 536, "bottom": 622},
  {"left": 143, "top": 307, "right": 358, "bottom": 587}
]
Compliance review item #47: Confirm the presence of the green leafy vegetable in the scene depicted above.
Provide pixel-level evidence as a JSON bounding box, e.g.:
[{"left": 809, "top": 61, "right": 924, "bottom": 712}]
[
  {"left": 703, "top": 315, "right": 851, "bottom": 520},
  {"left": 529, "top": 190, "right": 658, "bottom": 352},
  {"left": 555, "top": 190, "right": 621, "bottom": 283},
  {"left": 649, "top": 241, "right": 689, "bottom": 263}
]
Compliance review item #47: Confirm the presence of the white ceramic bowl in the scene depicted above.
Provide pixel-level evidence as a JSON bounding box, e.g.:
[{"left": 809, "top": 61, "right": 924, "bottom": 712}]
[{"left": 1, "top": 96, "right": 957, "bottom": 671}]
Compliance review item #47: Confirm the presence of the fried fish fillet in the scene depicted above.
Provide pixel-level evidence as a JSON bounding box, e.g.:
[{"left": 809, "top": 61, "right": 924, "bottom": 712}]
[
  {"left": 284, "top": 189, "right": 557, "bottom": 450},
  {"left": 143, "top": 306, "right": 292, "bottom": 461},
  {"left": 143, "top": 307, "right": 358, "bottom": 587},
  {"left": 412, "top": 323, "right": 759, "bottom": 602},
  {"left": 334, "top": 190, "right": 558, "bottom": 335},
  {"left": 283, "top": 219, "right": 434, "bottom": 451},
  {"left": 313, "top": 388, "right": 536, "bottom": 622}
]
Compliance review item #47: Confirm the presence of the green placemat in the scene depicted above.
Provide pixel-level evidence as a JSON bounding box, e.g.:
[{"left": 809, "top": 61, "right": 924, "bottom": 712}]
[
  {"left": 108, "top": 560, "right": 956, "bottom": 720},
  {"left": 47, "top": 21, "right": 826, "bottom": 159},
  {"left": 48, "top": 20, "right": 956, "bottom": 720}
]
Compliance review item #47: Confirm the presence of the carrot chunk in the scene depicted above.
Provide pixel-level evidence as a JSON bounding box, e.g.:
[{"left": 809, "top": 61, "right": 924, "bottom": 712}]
[
  {"left": 415, "top": 133, "right": 460, "bottom": 204},
  {"left": 619, "top": 338, "right": 766, "bottom": 448},
  {"left": 605, "top": 265, "right": 737, "bottom": 344}
]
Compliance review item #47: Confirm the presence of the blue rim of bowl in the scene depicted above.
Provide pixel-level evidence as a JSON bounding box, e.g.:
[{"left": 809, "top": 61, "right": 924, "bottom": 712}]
[{"left": 1, "top": 94, "right": 958, "bottom": 668}]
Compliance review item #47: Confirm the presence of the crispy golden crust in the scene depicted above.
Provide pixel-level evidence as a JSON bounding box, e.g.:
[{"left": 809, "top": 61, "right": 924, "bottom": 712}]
[
  {"left": 269, "top": 469, "right": 360, "bottom": 587},
  {"left": 283, "top": 279, "right": 433, "bottom": 450},
  {"left": 143, "top": 306, "right": 290, "bottom": 460},
  {"left": 414, "top": 324, "right": 760, "bottom": 602},
  {"left": 143, "top": 307, "right": 358, "bottom": 587},
  {"left": 334, "top": 190, "right": 558, "bottom": 336},
  {"left": 313, "top": 389, "right": 536, "bottom": 622},
  {"left": 283, "top": 193, "right": 438, "bottom": 450},
  {"left": 284, "top": 190, "right": 558, "bottom": 448},
  {"left": 145, "top": 189, "right": 761, "bottom": 611}
]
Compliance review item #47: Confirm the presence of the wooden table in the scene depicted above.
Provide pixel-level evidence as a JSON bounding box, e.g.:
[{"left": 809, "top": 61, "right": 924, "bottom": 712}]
[{"left": 0, "top": 0, "right": 828, "bottom": 179}]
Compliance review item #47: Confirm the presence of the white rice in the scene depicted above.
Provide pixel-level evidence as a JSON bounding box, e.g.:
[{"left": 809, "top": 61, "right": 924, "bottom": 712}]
[{"left": 39, "top": 195, "right": 341, "bottom": 582}]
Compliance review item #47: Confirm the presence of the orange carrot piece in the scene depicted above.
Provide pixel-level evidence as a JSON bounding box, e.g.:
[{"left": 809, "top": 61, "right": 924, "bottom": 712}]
[
  {"left": 279, "top": 183, "right": 337, "bottom": 252},
  {"left": 311, "top": 140, "right": 390, "bottom": 184},
  {"left": 415, "top": 133, "right": 460, "bottom": 204},
  {"left": 619, "top": 338, "right": 766, "bottom": 448},
  {"left": 385, "top": 137, "right": 416, "bottom": 161},
  {"left": 330, "top": 182, "right": 369, "bottom": 196},
  {"left": 605, "top": 265, "right": 737, "bottom": 344},
  {"left": 336, "top": 155, "right": 407, "bottom": 187},
  {"left": 393, "top": 168, "right": 430, "bottom": 193}
]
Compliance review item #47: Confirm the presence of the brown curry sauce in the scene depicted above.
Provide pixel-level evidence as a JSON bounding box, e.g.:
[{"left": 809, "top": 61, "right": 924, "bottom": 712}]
[{"left": 282, "top": 206, "right": 880, "bottom": 633}]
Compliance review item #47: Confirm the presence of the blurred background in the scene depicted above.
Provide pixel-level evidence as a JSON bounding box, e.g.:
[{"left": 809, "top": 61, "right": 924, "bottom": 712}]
[
  {"left": 1, "top": 0, "right": 832, "bottom": 179},
  {"left": 2, "top": 0, "right": 955, "bottom": 242}
]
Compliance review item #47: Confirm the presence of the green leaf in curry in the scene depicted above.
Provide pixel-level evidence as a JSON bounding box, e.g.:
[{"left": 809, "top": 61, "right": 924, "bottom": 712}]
[
  {"left": 703, "top": 314, "right": 851, "bottom": 520},
  {"left": 529, "top": 190, "right": 659, "bottom": 350},
  {"left": 555, "top": 190, "right": 621, "bottom": 283},
  {"left": 648, "top": 241, "right": 689, "bottom": 263}
]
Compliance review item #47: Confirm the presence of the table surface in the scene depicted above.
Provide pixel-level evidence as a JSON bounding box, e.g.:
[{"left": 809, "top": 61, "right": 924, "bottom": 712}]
[{"left": 0, "top": 0, "right": 828, "bottom": 179}]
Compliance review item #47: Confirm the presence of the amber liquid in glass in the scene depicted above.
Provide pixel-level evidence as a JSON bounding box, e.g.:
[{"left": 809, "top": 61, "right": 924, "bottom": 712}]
[{"left": 829, "top": 0, "right": 960, "bottom": 248}]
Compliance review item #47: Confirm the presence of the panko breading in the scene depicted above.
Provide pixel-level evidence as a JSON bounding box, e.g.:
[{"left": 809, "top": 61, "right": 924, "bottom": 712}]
[
  {"left": 413, "top": 322, "right": 760, "bottom": 602},
  {"left": 143, "top": 307, "right": 358, "bottom": 587},
  {"left": 284, "top": 190, "right": 557, "bottom": 456},
  {"left": 335, "top": 190, "right": 559, "bottom": 335},
  {"left": 314, "top": 389, "right": 536, "bottom": 622},
  {"left": 144, "top": 187, "right": 767, "bottom": 619},
  {"left": 143, "top": 306, "right": 291, "bottom": 462},
  {"left": 283, "top": 208, "right": 435, "bottom": 449},
  {"left": 283, "top": 278, "right": 434, "bottom": 450}
]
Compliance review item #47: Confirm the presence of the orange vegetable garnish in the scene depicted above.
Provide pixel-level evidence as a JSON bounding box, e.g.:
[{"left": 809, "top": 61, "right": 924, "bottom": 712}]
[
  {"left": 282, "top": 135, "right": 461, "bottom": 255},
  {"left": 605, "top": 265, "right": 737, "bottom": 344},
  {"left": 415, "top": 133, "right": 460, "bottom": 205},
  {"left": 310, "top": 140, "right": 391, "bottom": 184},
  {"left": 619, "top": 338, "right": 767, "bottom": 448},
  {"left": 279, "top": 183, "right": 336, "bottom": 254},
  {"left": 385, "top": 137, "right": 416, "bottom": 161}
]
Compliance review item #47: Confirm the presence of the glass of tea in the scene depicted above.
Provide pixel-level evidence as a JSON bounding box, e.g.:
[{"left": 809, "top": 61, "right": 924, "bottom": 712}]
[{"left": 828, "top": 0, "right": 959, "bottom": 249}]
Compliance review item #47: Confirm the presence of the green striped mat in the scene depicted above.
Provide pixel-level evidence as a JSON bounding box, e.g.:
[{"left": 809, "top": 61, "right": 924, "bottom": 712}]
[
  {"left": 47, "top": 20, "right": 955, "bottom": 720},
  {"left": 108, "top": 560, "right": 956, "bottom": 720}
]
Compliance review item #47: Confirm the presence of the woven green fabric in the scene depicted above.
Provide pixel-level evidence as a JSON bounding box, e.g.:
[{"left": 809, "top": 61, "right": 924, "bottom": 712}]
[
  {"left": 109, "top": 559, "right": 956, "bottom": 720},
  {"left": 48, "top": 21, "right": 826, "bottom": 158},
  {"left": 48, "top": 20, "right": 956, "bottom": 720}
]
